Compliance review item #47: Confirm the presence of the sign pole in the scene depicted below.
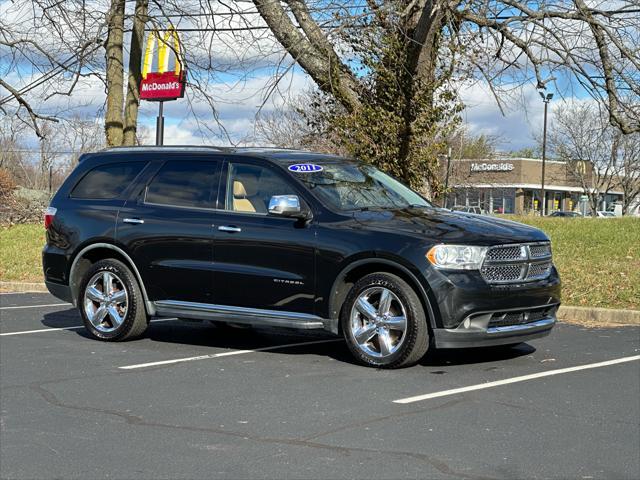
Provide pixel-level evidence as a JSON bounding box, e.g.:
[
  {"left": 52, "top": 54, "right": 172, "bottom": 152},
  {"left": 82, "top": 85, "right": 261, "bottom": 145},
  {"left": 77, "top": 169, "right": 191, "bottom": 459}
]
[{"left": 156, "top": 100, "right": 164, "bottom": 146}]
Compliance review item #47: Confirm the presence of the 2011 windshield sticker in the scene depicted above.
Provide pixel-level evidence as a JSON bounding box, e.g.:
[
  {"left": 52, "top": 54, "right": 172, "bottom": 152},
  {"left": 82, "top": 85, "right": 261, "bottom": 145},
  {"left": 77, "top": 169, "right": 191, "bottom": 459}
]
[{"left": 288, "top": 163, "right": 323, "bottom": 173}]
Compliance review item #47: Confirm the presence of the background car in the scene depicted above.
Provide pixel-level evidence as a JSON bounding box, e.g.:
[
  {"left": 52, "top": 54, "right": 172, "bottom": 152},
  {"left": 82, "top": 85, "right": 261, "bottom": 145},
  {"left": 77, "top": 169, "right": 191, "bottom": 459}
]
[
  {"left": 596, "top": 211, "right": 616, "bottom": 218},
  {"left": 549, "top": 211, "right": 582, "bottom": 218},
  {"left": 451, "top": 206, "right": 488, "bottom": 215}
]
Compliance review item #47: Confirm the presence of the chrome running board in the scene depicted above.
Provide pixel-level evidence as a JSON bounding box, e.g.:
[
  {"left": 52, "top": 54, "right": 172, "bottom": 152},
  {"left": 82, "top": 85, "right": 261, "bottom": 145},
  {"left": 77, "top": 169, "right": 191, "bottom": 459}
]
[{"left": 154, "top": 300, "right": 327, "bottom": 330}]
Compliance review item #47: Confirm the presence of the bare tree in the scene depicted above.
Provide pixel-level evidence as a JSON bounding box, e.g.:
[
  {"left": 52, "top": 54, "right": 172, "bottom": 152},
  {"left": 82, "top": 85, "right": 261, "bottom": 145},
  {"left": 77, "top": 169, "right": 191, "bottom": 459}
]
[
  {"left": 616, "top": 132, "right": 640, "bottom": 215},
  {"left": 550, "top": 102, "right": 621, "bottom": 216},
  {"left": 63, "top": 115, "right": 106, "bottom": 167},
  {"left": 0, "top": 0, "right": 148, "bottom": 147},
  {"left": 0, "top": 116, "right": 37, "bottom": 188},
  {"left": 253, "top": 94, "right": 347, "bottom": 154},
  {"left": 0, "top": 1, "right": 107, "bottom": 135},
  {"left": 36, "top": 122, "right": 65, "bottom": 192}
]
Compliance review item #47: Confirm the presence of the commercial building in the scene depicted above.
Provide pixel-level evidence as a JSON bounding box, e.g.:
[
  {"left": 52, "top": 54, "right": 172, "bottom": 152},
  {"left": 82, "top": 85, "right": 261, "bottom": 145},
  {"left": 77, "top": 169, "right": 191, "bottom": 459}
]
[{"left": 444, "top": 157, "right": 625, "bottom": 215}]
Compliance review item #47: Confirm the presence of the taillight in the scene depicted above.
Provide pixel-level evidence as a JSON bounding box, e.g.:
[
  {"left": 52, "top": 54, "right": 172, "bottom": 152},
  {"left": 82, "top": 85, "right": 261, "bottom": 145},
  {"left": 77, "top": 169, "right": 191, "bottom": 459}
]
[{"left": 44, "top": 207, "right": 57, "bottom": 229}]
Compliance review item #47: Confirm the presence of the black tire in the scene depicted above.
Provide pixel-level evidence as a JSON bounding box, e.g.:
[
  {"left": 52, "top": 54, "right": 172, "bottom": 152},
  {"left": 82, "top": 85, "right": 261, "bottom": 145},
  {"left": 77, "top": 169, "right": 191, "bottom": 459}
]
[
  {"left": 78, "top": 259, "right": 149, "bottom": 341},
  {"left": 340, "top": 272, "right": 430, "bottom": 368}
]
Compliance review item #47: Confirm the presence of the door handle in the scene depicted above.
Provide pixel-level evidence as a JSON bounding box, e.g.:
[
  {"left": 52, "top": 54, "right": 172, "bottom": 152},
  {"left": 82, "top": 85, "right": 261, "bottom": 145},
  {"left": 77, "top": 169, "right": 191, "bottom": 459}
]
[
  {"left": 218, "top": 225, "right": 241, "bottom": 233},
  {"left": 123, "top": 218, "right": 145, "bottom": 224}
]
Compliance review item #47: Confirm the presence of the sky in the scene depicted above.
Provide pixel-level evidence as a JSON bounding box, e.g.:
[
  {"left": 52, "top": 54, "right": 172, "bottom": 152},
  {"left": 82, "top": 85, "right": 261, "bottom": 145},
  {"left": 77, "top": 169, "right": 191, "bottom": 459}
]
[
  {"left": 1, "top": 64, "right": 552, "bottom": 153},
  {"left": 135, "top": 73, "right": 554, "bottom": 152}
]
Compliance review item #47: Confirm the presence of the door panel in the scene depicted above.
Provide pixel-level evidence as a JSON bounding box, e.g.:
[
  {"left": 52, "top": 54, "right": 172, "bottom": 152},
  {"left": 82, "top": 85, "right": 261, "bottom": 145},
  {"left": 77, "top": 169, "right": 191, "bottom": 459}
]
[
  {"left": 118, "top": 158, "right": 220, "bottom": 303},
  {"left": 212, "top": 161, "right": 316, "bottom": 315}
]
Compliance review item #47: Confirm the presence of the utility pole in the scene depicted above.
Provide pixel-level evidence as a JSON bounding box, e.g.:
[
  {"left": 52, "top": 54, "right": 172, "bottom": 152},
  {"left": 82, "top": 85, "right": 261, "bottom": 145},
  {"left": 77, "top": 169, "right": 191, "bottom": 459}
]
[
  {"left": 443, "top": 146, "right": 452, "bottom": 208},
  {"left": 539, "top": 91, "right": 553, "bottom": 216}
]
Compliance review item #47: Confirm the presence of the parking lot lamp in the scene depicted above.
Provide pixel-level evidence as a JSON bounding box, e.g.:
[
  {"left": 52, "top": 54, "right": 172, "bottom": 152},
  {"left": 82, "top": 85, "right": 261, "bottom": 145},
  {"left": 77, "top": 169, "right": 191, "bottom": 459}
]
[{"left": 539, "top": 91, "right": 553, "bottom": 215}]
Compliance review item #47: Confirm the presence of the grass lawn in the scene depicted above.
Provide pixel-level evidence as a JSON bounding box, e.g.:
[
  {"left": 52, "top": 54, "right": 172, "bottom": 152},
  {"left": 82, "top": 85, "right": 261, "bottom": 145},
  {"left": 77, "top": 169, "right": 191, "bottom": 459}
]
[
  {"left": 503, "top": 216, "right": 639, "bottom": 311},
  {"left": 1, "top": 218, "right": 639, "bottom": 310},
  {"left": 0, "top": 224, "right": 46, "bottom": 283}
]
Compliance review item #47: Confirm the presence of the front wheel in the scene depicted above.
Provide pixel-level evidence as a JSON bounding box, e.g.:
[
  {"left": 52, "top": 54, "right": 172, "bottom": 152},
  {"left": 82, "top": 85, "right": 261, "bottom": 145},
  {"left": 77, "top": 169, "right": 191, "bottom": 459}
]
[
  {"left": 340, "top": 273, "right": 430, "bottom": 368},
  {"left": 79, "top": 259, "right": 149, "bottom": 341}
]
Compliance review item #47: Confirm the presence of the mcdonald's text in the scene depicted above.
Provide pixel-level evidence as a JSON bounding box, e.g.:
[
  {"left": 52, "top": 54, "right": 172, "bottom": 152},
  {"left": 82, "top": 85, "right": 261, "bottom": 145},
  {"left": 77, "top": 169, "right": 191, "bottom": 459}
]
[{"left": 140, "top": 71, "right": 185, "bottom": 101}]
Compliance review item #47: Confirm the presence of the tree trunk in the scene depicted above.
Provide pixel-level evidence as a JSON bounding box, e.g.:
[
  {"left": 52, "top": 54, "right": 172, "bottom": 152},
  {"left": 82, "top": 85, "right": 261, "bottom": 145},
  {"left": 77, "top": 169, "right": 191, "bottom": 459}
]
[
  {"left": 589, "top": 194, "right": 599, "bottom": 217},
  {"left": 123, "top": 0, "right": 148, "bottom": 146},
  {"left": 396, "top": 3, "right": 445, "bottom": 193},
  {"left": 104, "top": 0, "right": 126, "bottom": 147}
]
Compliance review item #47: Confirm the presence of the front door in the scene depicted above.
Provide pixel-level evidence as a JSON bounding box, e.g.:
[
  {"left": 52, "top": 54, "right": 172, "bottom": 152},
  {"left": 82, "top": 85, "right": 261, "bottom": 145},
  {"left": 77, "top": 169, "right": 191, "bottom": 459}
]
[
  {"left": 118, "top": 157, "right": 221, "bottom": 303},
  {"left": 212, "top": 159, "right": 316, "bottom": 315}
]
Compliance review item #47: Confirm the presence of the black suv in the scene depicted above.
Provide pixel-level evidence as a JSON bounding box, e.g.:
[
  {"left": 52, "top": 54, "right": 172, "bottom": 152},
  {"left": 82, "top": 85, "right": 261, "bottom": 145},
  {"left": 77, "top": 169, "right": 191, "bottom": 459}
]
[{"left": 43, "top": 147, "right": 560, "bottom": 368}]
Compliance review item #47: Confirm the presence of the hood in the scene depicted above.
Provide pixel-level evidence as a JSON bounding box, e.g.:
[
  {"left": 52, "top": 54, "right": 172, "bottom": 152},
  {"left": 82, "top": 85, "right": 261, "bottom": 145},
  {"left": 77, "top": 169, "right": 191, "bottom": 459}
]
[{"left": 352, "top": 208, "right": 548, "bottom": 245}]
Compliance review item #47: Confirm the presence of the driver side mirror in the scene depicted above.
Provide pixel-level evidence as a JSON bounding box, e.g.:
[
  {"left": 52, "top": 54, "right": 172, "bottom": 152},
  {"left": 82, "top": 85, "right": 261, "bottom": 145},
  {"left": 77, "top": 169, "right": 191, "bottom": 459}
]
[{"left": 268, "top": 195, "right": 312, "bottom": 221}]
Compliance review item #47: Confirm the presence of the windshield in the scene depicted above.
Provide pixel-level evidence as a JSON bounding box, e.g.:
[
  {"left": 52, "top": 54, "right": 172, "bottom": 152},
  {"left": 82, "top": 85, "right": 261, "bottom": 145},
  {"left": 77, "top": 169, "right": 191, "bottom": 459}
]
[{"left": 289, "top": 161, "right": 432, "bottom": 211}]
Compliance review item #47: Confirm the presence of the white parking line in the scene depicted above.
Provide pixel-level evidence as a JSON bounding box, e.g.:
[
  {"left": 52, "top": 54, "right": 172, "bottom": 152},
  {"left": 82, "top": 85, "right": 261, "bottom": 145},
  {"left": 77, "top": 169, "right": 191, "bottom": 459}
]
[
  {"left": 119, "top": 338, "right": 343, "bottom": 370},
  {"left": 0, "top": 326, "right": 84, "bottom": 336},
  {"left": 393, "top": 355, "right": 640, "bottom": 404},
  {"left": 0, "top": 303, "right": 70, "bottom": 310},
  {"left": 0, "top": 318, "right": 179, "bottom": 336}
]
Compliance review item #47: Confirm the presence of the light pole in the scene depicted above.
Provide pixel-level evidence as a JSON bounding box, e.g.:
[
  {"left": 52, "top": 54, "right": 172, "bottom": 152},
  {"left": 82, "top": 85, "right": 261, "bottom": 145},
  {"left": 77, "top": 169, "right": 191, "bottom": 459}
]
[
  {"left": 443, "top": 146, "right": 452, "bottom": 208},
  {"left": 539, "top": 91, "right": 553, "bottom": 216}
]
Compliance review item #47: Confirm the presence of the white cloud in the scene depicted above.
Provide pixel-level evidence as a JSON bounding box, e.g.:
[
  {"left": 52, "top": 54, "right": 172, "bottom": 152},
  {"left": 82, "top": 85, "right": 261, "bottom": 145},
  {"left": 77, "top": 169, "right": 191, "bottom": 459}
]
[{"left": 460, "top": 82, "right": 547, "bottom": 151}]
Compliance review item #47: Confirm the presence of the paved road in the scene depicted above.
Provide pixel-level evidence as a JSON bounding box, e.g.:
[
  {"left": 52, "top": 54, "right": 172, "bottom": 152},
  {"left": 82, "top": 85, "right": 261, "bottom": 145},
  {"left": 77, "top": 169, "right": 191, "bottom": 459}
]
[{"left": 1, "top": 293, "right": 639, "bottom": 480}]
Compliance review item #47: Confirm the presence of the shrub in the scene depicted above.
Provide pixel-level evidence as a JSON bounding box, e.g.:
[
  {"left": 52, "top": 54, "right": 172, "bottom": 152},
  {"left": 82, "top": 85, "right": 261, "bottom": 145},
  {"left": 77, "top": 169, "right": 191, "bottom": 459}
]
[{"left": 0, "top": 168, "right": 17, "bottom": 200}]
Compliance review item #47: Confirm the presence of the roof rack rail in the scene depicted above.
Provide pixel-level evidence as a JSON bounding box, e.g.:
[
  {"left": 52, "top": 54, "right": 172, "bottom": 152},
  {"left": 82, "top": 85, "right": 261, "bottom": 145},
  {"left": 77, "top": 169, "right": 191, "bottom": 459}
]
[
  {"left": 232, "top": 146, "right": 310, "bottom": 153},
  {"left": 100, "top": 145, "right": 231, "bottom": 153}
]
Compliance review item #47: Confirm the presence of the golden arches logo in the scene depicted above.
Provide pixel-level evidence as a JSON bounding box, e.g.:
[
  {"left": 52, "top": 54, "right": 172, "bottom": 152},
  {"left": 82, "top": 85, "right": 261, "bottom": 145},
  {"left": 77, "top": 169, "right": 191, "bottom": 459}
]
[{"left": 142, "top": 28, "right": 183, "bottom": 79}]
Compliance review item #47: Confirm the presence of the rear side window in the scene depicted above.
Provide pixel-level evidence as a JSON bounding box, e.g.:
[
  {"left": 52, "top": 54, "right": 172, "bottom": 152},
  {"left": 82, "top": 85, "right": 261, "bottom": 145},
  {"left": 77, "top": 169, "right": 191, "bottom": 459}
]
[
  {"left": 145, "top": 160, "right": 219, "bottom": 209},
  {"left": 71, "top": 162, "right": 146, "bottom": 199}
]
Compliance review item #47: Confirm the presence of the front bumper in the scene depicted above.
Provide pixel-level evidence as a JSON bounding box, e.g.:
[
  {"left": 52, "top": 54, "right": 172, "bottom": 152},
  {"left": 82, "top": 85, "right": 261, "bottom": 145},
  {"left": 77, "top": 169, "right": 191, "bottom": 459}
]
[
  {"left": 433, "top": 304, "right": 557, "bottom": 348},
  {"left": 424, "top": 265, "right": 561, "bottom": 329}
]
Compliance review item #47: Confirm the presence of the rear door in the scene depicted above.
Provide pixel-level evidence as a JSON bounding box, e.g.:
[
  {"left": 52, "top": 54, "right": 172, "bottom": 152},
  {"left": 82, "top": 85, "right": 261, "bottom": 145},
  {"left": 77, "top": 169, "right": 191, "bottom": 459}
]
[
  {"left": 211, "top": 158, "right": 317, "bottom": 315},
  {"left": 118, "top": 156, "right": 221, "bottom": 303}
]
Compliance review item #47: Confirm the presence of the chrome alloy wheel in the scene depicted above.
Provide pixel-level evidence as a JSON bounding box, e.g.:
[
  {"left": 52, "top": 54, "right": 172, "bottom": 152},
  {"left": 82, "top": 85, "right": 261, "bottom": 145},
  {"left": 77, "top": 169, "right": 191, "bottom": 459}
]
[
  {"left": 83, "top": 271, "right": 128, "bottom": 333},
  {"left": 349, "top": 287, "right": 408, "bottom": 358}
]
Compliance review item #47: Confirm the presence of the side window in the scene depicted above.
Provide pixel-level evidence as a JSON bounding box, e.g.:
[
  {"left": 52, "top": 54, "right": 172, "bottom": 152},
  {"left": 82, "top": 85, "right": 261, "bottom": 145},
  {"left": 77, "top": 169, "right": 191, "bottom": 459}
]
[
  {"left": 145, "top": 160, "right": 218, "bottom": 209},
  {"left": 226, "top": 163, "right": 296, "bottom": 214},
  {"left": 70, "top": 162, "right": 146, "bottom": 199}
]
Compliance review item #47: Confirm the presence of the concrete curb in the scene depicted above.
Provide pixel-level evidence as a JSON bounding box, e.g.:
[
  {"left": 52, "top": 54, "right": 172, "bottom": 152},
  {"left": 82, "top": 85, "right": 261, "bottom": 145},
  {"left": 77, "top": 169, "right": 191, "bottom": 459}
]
[
  {"left": 0, "top": 281, "right": 638, "bottom": 325},
  {"left": 558, "top": 305, "right": 640, "bottom": 326},
  {"left": 0, "top": 281, "right": 48, "bottom": 293}
]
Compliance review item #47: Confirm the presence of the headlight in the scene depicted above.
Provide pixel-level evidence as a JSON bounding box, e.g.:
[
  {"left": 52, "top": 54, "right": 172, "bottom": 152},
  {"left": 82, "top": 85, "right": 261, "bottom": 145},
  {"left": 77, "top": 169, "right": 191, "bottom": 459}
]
[{"left": 426, "top": 245, "right": 488, "bottom": 270}]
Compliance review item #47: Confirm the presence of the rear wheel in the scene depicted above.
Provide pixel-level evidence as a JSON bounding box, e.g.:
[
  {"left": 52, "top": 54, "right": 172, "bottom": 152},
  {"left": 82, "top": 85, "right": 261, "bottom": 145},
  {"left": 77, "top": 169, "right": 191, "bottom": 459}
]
[
  {"left": 340, "top": 273, "right": 429, "bottom": 368},
  {"left": 79, "top": 259, "right": 149, "bottom": 341}
]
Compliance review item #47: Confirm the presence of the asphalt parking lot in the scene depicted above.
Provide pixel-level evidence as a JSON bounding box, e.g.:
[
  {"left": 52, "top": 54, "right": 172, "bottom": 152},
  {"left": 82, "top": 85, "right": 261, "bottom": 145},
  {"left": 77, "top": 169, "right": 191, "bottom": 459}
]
[{"left": 1, "top": 292, "right": 639, "bottom": 480}]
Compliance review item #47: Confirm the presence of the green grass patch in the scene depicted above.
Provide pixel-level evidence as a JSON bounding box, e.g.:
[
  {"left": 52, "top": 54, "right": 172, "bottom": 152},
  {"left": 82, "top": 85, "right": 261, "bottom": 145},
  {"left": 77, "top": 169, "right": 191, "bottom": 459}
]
[
  {"left": 504, "top": 216, "right": 640, "bottom": 311},
  {"left": 1, "top": 218, "right": 638, "bottom": 310},
  {"left": 0, "top": 224, "right": 46, "bottom": 283}
]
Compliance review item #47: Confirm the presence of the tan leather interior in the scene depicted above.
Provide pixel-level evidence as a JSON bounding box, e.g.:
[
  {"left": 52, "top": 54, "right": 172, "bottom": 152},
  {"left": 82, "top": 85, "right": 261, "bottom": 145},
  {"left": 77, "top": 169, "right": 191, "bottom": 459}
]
[{"left": 232, "top": 175, "right": 266, "bottom": 213}]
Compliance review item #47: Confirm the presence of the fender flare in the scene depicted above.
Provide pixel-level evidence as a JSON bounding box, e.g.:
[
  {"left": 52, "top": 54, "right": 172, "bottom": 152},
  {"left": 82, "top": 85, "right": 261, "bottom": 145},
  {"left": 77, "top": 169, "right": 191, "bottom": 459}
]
[
  {"left": 327, "top": 258, "right": 437, "bottom": 334},
  {"left": 68, "top": 242, "right": 155, "bottom": 315}
]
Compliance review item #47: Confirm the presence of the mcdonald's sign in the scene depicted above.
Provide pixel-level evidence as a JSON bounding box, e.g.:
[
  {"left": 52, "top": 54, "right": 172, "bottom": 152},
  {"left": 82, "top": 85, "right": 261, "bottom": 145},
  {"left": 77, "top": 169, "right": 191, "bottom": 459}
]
[{"left": 140, "top": 29, "right": 186, "bottom": 101}]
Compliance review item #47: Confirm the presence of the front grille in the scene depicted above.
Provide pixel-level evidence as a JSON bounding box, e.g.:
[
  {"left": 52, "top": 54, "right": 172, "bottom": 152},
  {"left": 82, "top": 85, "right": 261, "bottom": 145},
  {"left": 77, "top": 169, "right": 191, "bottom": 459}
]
[
  {"left": 481, "top": 243, "right": 553, "bottom": 284},
  {"left": 488, "top": 306, "right": 556, "bottom": 328},
  {"left": 526, "top": 261, "right": 552, "bottom": 280},
  {"left": 481, "top": 264, "right": 525, "bottom": 283},
  {"left": 529, "top": 244, "right": 552, "bottom": 259},
  {"left": 485, "top": 245, "right": 526, "bottom": 262}
]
